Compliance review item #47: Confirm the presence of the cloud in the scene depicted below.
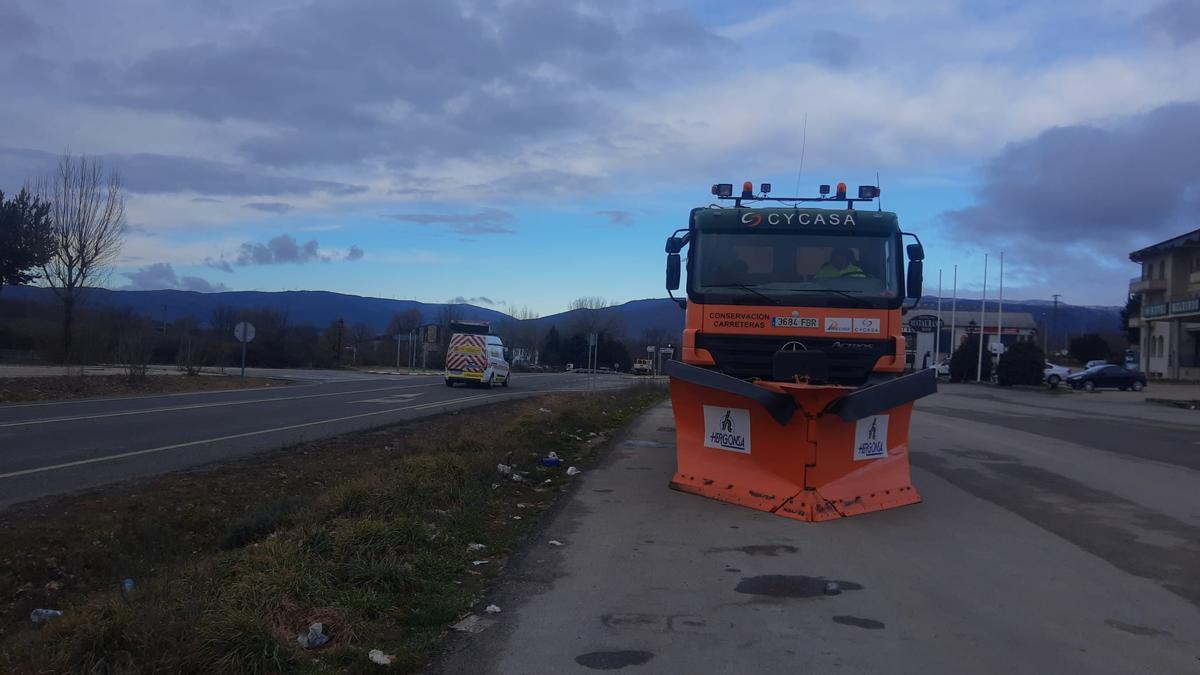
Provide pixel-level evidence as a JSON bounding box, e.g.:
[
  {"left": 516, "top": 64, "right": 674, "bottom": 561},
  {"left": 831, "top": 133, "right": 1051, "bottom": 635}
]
[
  {"left": 944, "top": 102, "right": 1200, "bottom": 248},
  {"left": 121, "top": 262, "right": 228, "bottom": 292},
  {"left": 1142, "top": 0, "right": 1200, "bottom": 45},
  {"left": 595, "top": 210, "right": 633, "bottom": 225},
  {"left": 180, "top": 275, "right": 229, "bottom": 293},
  {"left": 808, "top": 30, "right": 860, "bottom": 69},
  {"left": 0, "top": 147, "right": 365, "bottom": 197},
  {"left": 383, "top": 208, "right": 516, "bottom": 235},
  {"left": 245, "top": 201, "right": 292, "bottom": 214},
  {"left": 941, "top": 101, "right": 1200, "bottom": 293},
  {"left": 205, "top": 236, "right": 363, "bottom": 268},
  {"left": 450, "top": 295, "right": 499, "bottom": 306},
  {"left": 76, "top": 1, "right": 721, "bottom": 169},
  {"left": 0, "top": 4, "right": 41, "bottom": 46},
  {"left": 235, "top": 234, "right": 323, "bottom": 265},
  {"left": 205, "top": 257, "right": 233, "bottom": 273}
]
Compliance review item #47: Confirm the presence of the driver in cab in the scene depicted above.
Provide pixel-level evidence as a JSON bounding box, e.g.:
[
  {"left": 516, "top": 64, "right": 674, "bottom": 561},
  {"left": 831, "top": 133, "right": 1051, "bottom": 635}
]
[{"left": 814, "top": 247, "right": 866, "bottom": 279}]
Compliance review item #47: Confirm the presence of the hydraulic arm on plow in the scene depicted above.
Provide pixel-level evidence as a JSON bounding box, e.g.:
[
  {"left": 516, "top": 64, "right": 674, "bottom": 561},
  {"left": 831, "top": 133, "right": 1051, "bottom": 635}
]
[{"left": 662, "top": 181, "right": 937, "bottom": 521}]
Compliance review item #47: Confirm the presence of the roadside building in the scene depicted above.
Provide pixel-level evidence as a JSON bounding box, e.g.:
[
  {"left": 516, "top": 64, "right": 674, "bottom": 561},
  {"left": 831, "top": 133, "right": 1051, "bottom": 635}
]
[
  {"left": 1129, "top": 229, "right": 1200, "bottom": 380},
  {"left": 903, "top": 311, "right": 1039, "bottom": 368}
]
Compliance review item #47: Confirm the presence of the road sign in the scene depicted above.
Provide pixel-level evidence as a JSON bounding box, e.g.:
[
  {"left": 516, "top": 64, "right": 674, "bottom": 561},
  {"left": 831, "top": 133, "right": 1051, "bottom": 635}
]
[
  {"left": 647, "top": 345, "right": 656, "bottom": 353},
  {"left": 233, "top": 322, "right": 256, "bottom": 343},
  {"left": 233, "top": 322, "right": 256, "bottom": 378},
  {"left": 661, "top": 348, "right": 674, "bottom": 356}
]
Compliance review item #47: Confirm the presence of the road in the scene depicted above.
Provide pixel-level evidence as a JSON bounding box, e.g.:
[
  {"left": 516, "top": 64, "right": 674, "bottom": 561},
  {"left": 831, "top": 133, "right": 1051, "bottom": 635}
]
[
  {"left": 435, "top": 384, "right": 1200, "bottom": 674},
  {"left": 0, "top": 370, "right": 632, "bottom": 509}
]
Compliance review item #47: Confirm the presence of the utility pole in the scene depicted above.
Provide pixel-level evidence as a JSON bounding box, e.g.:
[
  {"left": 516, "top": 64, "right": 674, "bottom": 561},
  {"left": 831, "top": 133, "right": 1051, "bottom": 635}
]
[
  {"left": 1051, "top": 294, "right": 1061, "bottom": 356},
  {"left": 334, "top": 319, "right": 344, "bottom": 368},
  {"left": 976, "top": 254, "right": 988, "bottom": 382}
]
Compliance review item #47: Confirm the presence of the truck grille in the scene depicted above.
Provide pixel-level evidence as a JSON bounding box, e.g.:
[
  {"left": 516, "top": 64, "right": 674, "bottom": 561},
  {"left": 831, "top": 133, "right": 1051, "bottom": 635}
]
[{"left": 694, "top": 334, "right": 894, "bottom": 385}]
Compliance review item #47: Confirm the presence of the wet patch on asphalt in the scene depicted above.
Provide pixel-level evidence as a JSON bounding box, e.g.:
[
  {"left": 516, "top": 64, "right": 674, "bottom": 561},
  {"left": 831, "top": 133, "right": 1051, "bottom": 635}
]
[
  {"left": 913, "top": 452, "right": 1200, "bottom": 608},
  {"left": 1105, "top": 619, "right": 1172, "bottom": 637},
  {"left": 832, "top": 615, "right": 885, "bottom": 629},
  {"left": 706, "top": 544, "right": 798, "bottom": 556},
  {"left": 575, "top": 650, "right": 655, "bottom": 670},
  {"left": 735, "top": 575, "right": 863, "bottom": 598},
  {"left": 592, "top": 488, "right": 614, "bottom": 493}
]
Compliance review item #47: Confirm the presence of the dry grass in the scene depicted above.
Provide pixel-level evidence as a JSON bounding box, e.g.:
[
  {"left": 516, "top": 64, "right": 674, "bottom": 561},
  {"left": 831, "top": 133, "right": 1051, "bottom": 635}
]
[
  {"left": 0, "top": 385, "right": 666, "bottom": 673},
  {"left": 0, "top": 374, "right": 282, "bottom": 404}
]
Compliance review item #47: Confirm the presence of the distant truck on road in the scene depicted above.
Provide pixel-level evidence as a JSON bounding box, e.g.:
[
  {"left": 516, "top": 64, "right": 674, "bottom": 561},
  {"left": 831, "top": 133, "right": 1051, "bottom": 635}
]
[
  {"left": 445, "top": 320, "right": 510, "bottom": 388},
  {"left": 632, "top": 358, "right": 653, "bottom": 375}
]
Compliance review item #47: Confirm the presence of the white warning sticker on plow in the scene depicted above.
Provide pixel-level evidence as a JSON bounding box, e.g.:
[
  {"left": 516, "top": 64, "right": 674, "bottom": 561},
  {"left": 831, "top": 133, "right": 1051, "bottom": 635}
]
[
  {"left": 853, "top": 415, "right": 889, "bottom": 460},
  {"left": 703, "top": 405, "right": 751, "bottom": 454}
]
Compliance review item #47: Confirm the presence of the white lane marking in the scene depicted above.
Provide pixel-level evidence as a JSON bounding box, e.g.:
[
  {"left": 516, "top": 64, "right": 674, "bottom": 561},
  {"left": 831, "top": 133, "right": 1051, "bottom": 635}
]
[
  {"left": 0, "top": 392, "right": 500, "bottom": 480},
  {"left": 0, "top": 383, "right": 442, "bottom": 428},
  {"left": 352, "top": 393, "right": 425, "bottom": 404}
]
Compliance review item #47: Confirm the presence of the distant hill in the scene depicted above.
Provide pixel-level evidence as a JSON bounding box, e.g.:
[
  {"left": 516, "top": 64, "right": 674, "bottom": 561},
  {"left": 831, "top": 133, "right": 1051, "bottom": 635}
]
[
  {"left": 2, "top": 286, "right": 1121, "bottom": 342},
  {"left": 2, "top": 286, "right": 509, "bottom": 332}
]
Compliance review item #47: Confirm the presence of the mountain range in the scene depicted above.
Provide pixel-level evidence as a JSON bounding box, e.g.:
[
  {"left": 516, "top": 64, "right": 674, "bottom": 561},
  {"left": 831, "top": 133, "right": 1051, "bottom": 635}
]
[{"left": 2, "top": 286, "right": 1122, "bottom": 340}]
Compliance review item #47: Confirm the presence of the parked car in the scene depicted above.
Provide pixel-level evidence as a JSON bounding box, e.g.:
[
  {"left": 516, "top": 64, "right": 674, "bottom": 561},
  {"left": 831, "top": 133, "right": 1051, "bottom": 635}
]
[
  {"left": 1066, "top": 365, "right": 1147, "bottom": 392},
  {"left": 1043, "top": 361, "right": 1071, "bottom": 387},
  {"left": 935, "top": 357, "right": 950, "bottom": 378}
]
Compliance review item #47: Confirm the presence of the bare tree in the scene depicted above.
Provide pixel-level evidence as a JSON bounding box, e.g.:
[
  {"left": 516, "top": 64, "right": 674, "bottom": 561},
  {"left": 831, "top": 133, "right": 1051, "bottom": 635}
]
[
  {"left": 566, "top": 296, "right": 622, "bottom": 338},
  {"left": 37, "top": 154, "right": 127, "bottom": 362}
]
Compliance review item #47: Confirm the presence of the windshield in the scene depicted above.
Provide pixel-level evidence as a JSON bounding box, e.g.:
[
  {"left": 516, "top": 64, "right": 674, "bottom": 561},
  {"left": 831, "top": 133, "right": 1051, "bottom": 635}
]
[{"left": 691, "top": 231, "right": 900, "bottom": 308}]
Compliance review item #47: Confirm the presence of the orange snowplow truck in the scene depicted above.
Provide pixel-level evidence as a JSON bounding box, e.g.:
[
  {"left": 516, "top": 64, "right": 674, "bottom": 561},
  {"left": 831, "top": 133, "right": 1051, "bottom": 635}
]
[{"left": 662, "top": 181, "right": 937, "bottom": 521}]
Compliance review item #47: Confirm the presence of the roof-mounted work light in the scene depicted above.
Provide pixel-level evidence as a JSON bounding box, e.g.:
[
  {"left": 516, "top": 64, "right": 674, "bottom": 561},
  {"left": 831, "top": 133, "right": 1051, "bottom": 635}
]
[
  {"left": 819, "top": 184, "right": 830, "bottom": 195},
  {"left": 760, "top": 183, "right": 771, "bottom": 194},
  {"left": 858, "top": 185, "right": 880, "bottom": 199},
  {"left": 711, "top": 183, "right": 733, "bottom": 198}
]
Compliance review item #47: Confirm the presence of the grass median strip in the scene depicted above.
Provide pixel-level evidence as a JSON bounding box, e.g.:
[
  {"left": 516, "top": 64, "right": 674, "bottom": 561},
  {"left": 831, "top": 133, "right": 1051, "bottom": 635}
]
[
  {"left": 0, "top": 383, "right": 666, "bottom": 673},
  {"left": 0, "top": 374, "right": 284, "bottom": 405}
]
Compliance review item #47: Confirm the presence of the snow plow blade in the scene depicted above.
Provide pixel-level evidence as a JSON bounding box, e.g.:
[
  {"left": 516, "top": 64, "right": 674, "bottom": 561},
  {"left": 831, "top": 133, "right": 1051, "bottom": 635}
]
[{"left": 665, "top": 361, "right": 934, "bottom": 522}]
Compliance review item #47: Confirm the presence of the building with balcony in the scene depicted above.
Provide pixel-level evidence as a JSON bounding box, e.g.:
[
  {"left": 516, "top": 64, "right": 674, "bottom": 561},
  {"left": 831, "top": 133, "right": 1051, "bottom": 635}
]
[{"left": 1129, "top": 228, "right": 1200, "bottom": 380}]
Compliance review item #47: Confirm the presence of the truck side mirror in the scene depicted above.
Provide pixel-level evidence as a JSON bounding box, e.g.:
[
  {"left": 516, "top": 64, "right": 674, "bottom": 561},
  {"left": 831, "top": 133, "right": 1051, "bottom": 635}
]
[
  {"left": 666, "top": 253, "right": 681, "bottom": 291},
  {"left": 906, "top": 243, "right": 925, "bottom": 261},
  {"left": 907, "top": 260, "right": 923, "bottom": 299}
]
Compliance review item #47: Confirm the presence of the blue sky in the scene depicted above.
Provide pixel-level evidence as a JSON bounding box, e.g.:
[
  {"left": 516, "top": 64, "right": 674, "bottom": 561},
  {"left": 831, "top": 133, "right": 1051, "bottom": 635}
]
[{"left": 3, "top": 0, "right": 1199, "bottom": 315}]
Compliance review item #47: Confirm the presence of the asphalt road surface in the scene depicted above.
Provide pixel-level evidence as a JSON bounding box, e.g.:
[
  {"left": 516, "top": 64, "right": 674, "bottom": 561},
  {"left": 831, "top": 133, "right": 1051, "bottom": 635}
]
[
  {"left": 0, "top": 370, "right": 631, "bottom": 509},
  {"left": 436, "top": 384, "right": 1200, "bottom": 674}
]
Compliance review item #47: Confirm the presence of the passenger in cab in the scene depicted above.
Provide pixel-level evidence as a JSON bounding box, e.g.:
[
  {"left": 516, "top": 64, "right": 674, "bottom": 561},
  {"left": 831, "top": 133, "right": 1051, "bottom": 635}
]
[{"left": 814, "top": 247, "right": 867, "bottom": 279}]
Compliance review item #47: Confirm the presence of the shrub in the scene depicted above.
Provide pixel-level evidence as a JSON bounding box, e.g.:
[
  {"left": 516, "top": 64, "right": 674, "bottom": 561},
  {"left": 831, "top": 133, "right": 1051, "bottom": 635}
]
[
  {"left": 996, "top": 341, "right": 1045, "bottom": 386},
  {"left": 949, "top": 334, "right": 992, "bottom": 383}
]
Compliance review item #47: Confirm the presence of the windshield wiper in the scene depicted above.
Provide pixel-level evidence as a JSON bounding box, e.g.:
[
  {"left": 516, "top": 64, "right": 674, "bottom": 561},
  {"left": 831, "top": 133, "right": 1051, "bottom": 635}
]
[
  {"left": 784, "top": 288, "right": 874, "bottom": 308},
  {"left": 704, "top": 283, "right": 780, "bottom": 305}
]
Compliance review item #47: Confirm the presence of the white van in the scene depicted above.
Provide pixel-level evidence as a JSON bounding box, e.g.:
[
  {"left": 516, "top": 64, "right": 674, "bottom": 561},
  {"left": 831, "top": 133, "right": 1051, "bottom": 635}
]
[{"left": 445, "top": 333, "right": 510, "bottom": 388}]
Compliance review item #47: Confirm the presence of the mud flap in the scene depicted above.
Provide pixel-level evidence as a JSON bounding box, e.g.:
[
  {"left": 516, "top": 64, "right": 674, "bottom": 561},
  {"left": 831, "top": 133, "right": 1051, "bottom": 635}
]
[{"left": 666, "top": 362, "right": 933, "bottom": 522}]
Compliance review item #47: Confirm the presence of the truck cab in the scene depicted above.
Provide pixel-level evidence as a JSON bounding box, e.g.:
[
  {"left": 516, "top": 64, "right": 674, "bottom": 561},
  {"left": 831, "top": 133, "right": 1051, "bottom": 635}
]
[{"left": 665, "top": 181, "right": 924, "bottom": 387}]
